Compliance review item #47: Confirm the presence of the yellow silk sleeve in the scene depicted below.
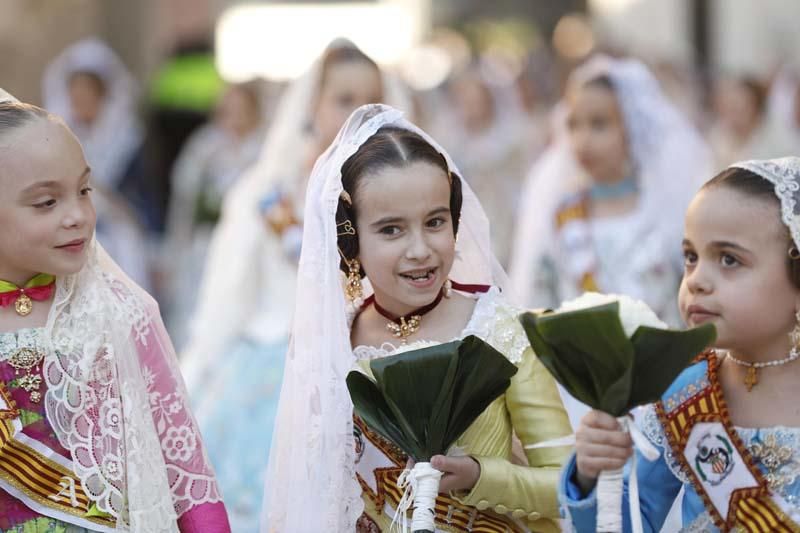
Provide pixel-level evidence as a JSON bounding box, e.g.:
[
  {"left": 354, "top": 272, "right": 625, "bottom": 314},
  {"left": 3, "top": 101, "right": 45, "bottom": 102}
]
[{"left": 454, "top": 347, "right": 573, "bottom": 531}]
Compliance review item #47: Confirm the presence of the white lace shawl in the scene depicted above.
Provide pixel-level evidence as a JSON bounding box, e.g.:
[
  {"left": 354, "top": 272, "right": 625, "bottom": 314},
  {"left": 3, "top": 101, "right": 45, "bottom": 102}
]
[
  {"left": 260, "top": 104, "right": 508, "bottom": 532},
  {"left": 43, "top": 242, "right": 221, "bottom": 532}
]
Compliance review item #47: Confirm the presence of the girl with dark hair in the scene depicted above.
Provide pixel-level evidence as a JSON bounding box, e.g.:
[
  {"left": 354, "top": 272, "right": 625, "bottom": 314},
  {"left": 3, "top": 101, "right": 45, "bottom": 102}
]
[
  {"left": 179, "top": 40, "right": 408, "bottom": 532},
  {"left": 261, "top": 104, "right": 572, "bottom": 532},
  {"left": 561, "top": 158, "right": 800, "bottom": 532}
]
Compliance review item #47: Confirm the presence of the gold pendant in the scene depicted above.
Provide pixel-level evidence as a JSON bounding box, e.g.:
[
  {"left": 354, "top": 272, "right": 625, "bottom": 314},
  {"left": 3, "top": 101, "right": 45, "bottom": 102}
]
[
  {"left": 744, "top": 366, "right": 758, "bottom": 392},
  {"left": 386, "top": 315, "right": 421, "bottom": 343},
  {"left": 8, "top": 347, "right": 45, "bottom": 403},
  {"left": 14, "top": 293, "right": 32, "bottom": 316}
]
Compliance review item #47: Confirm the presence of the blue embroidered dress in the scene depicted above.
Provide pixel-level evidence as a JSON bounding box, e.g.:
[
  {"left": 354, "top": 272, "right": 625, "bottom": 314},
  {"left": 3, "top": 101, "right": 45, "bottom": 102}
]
[{"left": 559, "top": 355, "right": 800, "bottom": 532}]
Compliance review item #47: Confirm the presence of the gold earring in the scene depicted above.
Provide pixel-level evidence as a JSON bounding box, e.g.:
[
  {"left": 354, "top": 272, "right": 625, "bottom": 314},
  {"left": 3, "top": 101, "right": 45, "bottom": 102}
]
[
  {"left": 790, "top": 309, "right": 800, "bottom": 347},
  {"left": 345, "top": 258, "right": 363, "bottom": 303}
]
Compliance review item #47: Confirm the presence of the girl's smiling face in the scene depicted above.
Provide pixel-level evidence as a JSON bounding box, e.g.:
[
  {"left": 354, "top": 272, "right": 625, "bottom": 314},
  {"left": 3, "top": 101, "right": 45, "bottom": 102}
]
[
  {"left": 0, "top": 117, "right": 96, "bottom": 285},
  {"left": 679, "top": 185, "right": 800, "bottom": 356},
  {"left": 354, "top": 160, "right": 456, "bottom": 318}
]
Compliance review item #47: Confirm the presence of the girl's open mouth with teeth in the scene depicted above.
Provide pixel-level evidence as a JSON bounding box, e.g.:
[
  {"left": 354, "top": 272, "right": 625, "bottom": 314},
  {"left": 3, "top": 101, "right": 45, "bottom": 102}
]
[{"left": 399, "top": 267, "right": 438, "bottom": 287}]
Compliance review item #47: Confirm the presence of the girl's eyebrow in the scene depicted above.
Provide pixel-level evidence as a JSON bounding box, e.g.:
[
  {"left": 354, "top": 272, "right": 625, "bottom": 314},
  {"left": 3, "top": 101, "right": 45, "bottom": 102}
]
[
  {"left": 370, "top": 216, "right": 403, "bottom": 228},
  {"left": 19, "top": 167, "right": 91, "bottom": 195}
]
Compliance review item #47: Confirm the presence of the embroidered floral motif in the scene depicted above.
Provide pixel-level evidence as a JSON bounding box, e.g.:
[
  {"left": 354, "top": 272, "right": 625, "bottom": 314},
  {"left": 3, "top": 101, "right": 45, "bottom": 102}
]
[
  {"left": 741, "top": 427, "right": 800, "bottom": 496},
  {"left": 99, "top": 398, "right": 122, "bottom": 439},
  {"left": 161, "top": 425, "right": 198, "bottom": 462}
]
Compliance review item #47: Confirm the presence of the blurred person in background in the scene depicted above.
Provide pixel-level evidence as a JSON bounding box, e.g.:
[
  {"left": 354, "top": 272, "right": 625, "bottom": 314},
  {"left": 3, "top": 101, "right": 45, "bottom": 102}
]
[
  {"left": 432, "top": 63, "right": 537, "bottom": 267},
  {"left": 767, "top": 64, "right": 800, "bottom": 154},
  {"left": 708, "top": 73, "right": 797, "bottom": 168},
  {"left": 43, "top": 38, "right": 154, "bottom": 291},
  {"left": 163, "top": 82, "right": 266, "bottom": 349},
  {"left": 510, "top": 55, "right": 711, "bottom": 328},
  {"left": 179, "top": 39, "right": 409, "bottom": 532}
]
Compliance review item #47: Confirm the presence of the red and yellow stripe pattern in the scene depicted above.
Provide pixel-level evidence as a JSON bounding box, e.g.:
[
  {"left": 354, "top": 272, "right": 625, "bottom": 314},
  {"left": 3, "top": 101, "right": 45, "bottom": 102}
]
[
  {"left": 0, "top": 383, "right": 115, "bottom": 528},
  {"left": 355, "top": 417, "right": 524, "bottom": 533},
  {"left": 657, "top": 353, "right": 800, "bottom": 533}
]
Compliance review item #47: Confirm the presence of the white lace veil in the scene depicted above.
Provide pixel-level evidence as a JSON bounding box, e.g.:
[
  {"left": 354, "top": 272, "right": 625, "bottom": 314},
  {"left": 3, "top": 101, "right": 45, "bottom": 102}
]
[
  {"left": 180, "top": 39, "right": 411, "bottom": 387},
  {"left": 45, "top": 243, "right": 221, "bottom": 532},
  {"left": 732, "top": 157, "right": 800, "bottom": 249},
  {"left": 260, "top": 104, "right": 507, "bottom": 532},
  {"left": 508, "top": 55, "right": 712, "bottom": 307},
  {"left": 1, "top": 90, "right": 220, "bottom": 532},
  {"left": 42, "top": 38, "right": 144, "bottom": 189}
]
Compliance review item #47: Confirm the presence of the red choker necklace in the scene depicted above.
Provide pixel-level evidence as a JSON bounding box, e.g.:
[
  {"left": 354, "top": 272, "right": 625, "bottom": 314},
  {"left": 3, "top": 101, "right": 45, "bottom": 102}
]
[
  {"left": 0, "top": 274, "right": 56, "bottom": 317},
  {"left": 363, "top": 281, "right": 490, "bottom": 343}
]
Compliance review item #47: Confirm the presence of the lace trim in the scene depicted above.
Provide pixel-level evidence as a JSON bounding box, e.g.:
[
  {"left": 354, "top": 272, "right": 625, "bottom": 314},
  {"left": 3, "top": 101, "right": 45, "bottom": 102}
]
[
  {"left": 639, "top": 404, "right": 691, "bottom": 484},
  {"left": 738, "top": 426, "right": 800, "bottom": 510},
  {"left": 43, "top": 249, "right": 220, "bottom": 532},
  {"left": 0, "top": 327, "right": 46, "bottom": 361},
  {"left": 733, "top": 158, "right": 800, "bottom": 250},
  {"left": 352, "top": 287, "right": 528, "bottom": 364}
]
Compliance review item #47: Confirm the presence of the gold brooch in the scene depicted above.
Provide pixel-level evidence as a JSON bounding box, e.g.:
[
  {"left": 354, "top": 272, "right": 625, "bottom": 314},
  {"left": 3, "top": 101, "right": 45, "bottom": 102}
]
[
  {"left": 386, "top": 315, "right": 421, "bottom": 343},
  {"left": 8, "top": 347, "right": 45, "bottom": 403}
]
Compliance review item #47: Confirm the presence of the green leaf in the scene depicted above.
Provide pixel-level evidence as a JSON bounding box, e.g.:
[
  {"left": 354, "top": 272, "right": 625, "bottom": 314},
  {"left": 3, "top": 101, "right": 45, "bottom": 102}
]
[
  {"left": 444, "top": 336, "right": 518, "bottom": 447},
  {"left": 349, "top": 338, "right": 516, "bottom": 462},
  {"left": 372, "top": 343, "right": 460, "bottom": 459},
  {"left": 520, "top": 312, "right": 600, "bottom": 406},
  {"left": 627, "top": 324, "right": 716, "bottom": 407},
  {"left": 521, "top": 305, "right": 634, "bottom": 411},
  {"left": 347, "top": 371, "right": 418, "bottom": 457},
  {"left": 519, "top": 308, "right": 717, "bottom": 416}
]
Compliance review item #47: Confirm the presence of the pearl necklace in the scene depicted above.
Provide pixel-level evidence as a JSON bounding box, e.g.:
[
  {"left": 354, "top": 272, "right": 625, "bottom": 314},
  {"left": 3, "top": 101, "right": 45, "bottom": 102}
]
[{"left": 725, "top": 347, "right": 800, "bottom": 392}]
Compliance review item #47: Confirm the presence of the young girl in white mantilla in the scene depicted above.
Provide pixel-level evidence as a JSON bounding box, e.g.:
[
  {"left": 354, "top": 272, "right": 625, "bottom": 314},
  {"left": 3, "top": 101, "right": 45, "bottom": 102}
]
[{"left": 0, "top": 91, "right": 229, "bottom": 532}]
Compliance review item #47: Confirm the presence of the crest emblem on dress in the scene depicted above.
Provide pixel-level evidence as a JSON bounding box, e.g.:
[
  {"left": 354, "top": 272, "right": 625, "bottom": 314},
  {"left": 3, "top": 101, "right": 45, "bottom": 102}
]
[{"left": 695, "top": 432, "right": 734, "bottom": 486}]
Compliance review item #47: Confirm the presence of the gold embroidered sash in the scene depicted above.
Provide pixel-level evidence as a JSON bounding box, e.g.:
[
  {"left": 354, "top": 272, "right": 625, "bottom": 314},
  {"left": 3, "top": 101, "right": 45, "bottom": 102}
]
[
  {"left": 354, "top": 416, "right": 524, "bottom": 533},
  {"left": 656, "top": 352, "right": 800, "bottom": 532},
  {"left": 0, "top": 382, "right": 116, "bottom": 529}
]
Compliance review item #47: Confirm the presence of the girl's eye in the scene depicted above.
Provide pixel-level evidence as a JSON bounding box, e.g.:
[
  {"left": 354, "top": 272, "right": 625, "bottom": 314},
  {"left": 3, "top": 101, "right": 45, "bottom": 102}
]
[
  {"left": 683, "top": 250, "right": 697, "bottom": 266},
  {"left": 80, "top": 187, "right": 93, "bottom": 196},
  {"left": 590, "top": 117, "right": 608, "bottom": 130},
  {"left": 720, "top": 253, "right": 739, "bottom": 267},
  {"left": 427, "top": 217, "right": 446, "bottom": 229},
  {"left": 379, "top": 225, "right": 401, "bottom": 236},
  {"left": 338, "top": 94, "right": 355, "bottom": 108},
  {"left": 34, "top": 199, "right": 56, "bottom": 209}
]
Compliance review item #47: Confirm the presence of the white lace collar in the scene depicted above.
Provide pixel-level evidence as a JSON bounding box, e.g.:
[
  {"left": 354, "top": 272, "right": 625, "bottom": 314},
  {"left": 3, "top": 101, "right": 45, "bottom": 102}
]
[{"left": 352, "top": 286, "right": 528, "bottom": 364}]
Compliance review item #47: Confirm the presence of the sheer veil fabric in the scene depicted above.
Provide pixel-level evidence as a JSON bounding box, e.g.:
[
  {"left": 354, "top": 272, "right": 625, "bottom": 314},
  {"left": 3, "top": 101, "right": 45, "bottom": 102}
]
[
  {"left": 260, "top": 104, "right": 507, "bottom": 532},
  {"left": 180, "top": 40, "right": 411, "bottom": 389},
  {"left": 508, "top": 55, "right": 713, "bottom": 309}
]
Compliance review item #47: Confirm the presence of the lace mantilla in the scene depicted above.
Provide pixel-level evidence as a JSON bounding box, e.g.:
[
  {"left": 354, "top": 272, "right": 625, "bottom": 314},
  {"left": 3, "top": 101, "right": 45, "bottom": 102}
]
[
  {"left": 733, "top": 157, "right": 800, "bottom": 251},
  {"left": 352, "top": 287, "right": 529, "bottom": 364},
  {"left": 0, "top": 327, "right": 46, "bottom": 360},
  {"left": 42, "top": 245, "right": 221, "bottom": 532}
]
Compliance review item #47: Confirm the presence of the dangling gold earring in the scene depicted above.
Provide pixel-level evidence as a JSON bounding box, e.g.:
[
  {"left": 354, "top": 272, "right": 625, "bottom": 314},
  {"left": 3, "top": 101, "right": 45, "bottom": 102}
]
[
  {"left": 791, "top": 309, "right": 800, "bottom": 347},
  {"left": 345, "top": 258, "right": 363, "bottom": 303}
]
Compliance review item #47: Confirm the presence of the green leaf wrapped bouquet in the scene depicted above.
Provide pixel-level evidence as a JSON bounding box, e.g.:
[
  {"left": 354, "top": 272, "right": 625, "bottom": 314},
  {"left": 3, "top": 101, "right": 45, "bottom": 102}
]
[
  {"left": 346, "top": 335, "right": 517, "bottom": 533},
  {"left": 519, "top": 292, "right": 716, "bottom": 533}
]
